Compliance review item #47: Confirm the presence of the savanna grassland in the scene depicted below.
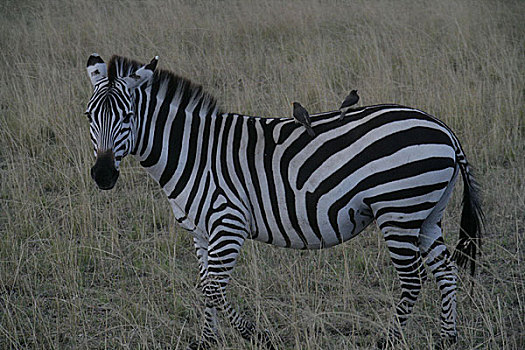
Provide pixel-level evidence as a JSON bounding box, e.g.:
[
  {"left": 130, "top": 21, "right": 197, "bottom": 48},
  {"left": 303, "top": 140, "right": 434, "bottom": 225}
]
[{"left": 0, "top": 0, "right": 524, "bottom": 349}]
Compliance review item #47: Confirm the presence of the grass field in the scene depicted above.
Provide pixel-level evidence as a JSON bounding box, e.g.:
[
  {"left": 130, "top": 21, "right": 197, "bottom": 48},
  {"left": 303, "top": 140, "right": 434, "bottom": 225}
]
[{"left": 1, "top": 0, "right": 524, "bottom": 349}]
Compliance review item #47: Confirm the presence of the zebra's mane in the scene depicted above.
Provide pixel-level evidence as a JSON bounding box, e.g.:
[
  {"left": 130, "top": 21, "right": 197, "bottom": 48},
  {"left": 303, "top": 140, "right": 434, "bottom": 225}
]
[{"left": 107, "top": 55, "right": 222, "bottom": 114}]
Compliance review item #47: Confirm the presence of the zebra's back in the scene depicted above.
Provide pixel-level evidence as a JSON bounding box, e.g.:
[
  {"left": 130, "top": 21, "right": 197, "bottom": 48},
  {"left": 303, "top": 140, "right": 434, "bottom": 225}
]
[{"left": 233, "top": 105, "right": 458, "bottom": 249}]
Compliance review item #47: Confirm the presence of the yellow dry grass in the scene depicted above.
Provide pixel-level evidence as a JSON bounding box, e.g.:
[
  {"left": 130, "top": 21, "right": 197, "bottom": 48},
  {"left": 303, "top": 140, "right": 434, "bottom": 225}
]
[{"left": 1, "top": 0, "right": 524, "bottom": 349}]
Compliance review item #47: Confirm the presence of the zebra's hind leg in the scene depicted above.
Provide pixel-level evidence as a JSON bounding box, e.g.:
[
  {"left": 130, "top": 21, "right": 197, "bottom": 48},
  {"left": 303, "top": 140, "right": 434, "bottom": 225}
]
[
  {"left": 419, "top": 169, "right": 460, "bottom": 344},
  {"left": 381, "top": 228, "right": 427, "bottom": 347},
  {"left": 420, "top": 222, "right": 458, "bottom": 344}
]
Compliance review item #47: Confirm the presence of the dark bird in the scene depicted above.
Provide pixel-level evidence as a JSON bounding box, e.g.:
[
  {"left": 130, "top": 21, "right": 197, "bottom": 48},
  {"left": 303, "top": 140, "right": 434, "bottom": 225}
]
[
  {"left": 292, "top": 102, "right": 315, "bottom": 137},
  {"left": 339, "top": 90, "right": 359, "bottom": 120}
]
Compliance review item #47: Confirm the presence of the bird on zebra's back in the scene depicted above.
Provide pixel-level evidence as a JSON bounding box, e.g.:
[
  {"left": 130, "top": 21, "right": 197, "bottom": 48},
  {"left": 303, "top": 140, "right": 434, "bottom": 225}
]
[
  {"left": 339, "top": 89, "right": 359, "bottom": 120},
  {"left": 292, "top": 102, "right": 315, "bottom": 137}
]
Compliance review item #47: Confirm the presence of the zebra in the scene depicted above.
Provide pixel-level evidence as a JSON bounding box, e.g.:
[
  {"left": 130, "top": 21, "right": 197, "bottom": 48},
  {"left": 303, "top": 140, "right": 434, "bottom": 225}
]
[{"left": 84, "top": 54, "right": 483, "bottom": 349}]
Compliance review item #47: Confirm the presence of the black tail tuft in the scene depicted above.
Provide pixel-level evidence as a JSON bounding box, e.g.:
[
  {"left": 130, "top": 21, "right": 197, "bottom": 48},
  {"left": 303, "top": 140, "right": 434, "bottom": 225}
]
[{"left": 452, "top": 162, "right": 484, "bottom": 275}]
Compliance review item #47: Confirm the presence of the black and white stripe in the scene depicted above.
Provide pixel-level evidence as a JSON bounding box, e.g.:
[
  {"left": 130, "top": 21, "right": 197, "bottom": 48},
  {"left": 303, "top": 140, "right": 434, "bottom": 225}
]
[{"left": 84, "top": 55, "right": 483, "bottom": 348}]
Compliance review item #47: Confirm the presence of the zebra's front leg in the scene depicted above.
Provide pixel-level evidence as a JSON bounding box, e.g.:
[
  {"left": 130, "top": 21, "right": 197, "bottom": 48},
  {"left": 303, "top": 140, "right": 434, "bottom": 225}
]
[
  {"left": 187, "top": 238, "right": 220, "bottom": 350},
  {"left": 187, "top": 307, "right": 219, "bottom": 350},
  {"left": 203, "top": 231, "right": 274, "bottom": 349},
  {"left": 202, "top": 277, "right": 274, "bottom": 349}
]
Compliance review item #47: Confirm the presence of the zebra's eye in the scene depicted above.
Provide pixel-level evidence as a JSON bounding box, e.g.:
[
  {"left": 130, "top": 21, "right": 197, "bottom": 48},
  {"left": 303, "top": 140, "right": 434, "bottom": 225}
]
[
  {"left": 122, "top": 113, "right": 133, "bottom": 123},
  {"left": 84, "top": 111, "right": 92, "bottom": 122}
]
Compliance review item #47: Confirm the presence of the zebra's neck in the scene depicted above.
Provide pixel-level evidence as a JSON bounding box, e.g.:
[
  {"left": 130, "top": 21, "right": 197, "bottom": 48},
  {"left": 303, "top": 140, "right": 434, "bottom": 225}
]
[{"left": 132, "top": 76, "right": 220, "bottom": 183}]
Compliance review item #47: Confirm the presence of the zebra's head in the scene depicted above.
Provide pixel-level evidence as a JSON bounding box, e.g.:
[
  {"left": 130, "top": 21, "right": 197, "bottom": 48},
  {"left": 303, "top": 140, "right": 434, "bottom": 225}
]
[{"left": 85, "top": 54, "right": 157, "bottom": 190}]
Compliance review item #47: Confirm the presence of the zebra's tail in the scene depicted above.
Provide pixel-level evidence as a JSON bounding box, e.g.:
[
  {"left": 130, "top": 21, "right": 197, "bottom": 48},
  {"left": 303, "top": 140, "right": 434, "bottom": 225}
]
[{"left": 452, "top": 153, "right": 484, "bottom": 276}]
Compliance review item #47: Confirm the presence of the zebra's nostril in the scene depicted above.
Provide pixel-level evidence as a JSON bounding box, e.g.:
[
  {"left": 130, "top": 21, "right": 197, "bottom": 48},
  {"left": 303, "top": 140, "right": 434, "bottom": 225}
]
[{"left": 91, "top": 153, "right": 119, "bottom": 190}]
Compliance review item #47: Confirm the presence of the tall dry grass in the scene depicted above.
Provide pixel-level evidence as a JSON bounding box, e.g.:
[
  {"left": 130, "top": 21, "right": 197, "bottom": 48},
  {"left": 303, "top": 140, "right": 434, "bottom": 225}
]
[{"left": 0, "top": 0, "right": 524, "bottom": 349}]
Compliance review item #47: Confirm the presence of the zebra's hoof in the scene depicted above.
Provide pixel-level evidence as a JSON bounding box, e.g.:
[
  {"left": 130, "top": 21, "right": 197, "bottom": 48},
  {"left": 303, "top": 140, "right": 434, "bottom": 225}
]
[
  {"left": 376, "top": 335, "right": 399, "bottom": 349},
  {"left": 256, "top": 329, "right": 275, "bottom": 349},
  {"left": 376, "top": 338, "right": 386, "bottom": 349},
  {"left": 187, "top": 340, "right": 211, "bottom": 350},
  {"left": 437, "top": 334, "right": 458, "bottom": 349}
]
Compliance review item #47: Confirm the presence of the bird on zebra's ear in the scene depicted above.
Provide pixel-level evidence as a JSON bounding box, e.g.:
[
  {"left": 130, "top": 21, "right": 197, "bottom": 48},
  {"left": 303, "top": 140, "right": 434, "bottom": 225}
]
[
  {"left": 292, "top": 102, "right": 315, "bottom": 137},
  {"left": 338, "top": 89, "right": 359, "bottom": 120}
]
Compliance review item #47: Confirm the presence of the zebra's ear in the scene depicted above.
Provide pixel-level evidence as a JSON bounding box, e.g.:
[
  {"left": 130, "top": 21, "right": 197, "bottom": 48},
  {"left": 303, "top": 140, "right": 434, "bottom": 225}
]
[
  {"left": 123, "top": 56, "right": 158, "bottom": 90},
  {"left": 86, "top": 53, "right": 107, "bottom": 87}
]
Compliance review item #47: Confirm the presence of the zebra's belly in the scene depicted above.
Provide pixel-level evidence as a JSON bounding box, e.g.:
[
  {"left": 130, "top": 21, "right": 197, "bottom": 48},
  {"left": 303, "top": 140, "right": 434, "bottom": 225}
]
[{"left": 250, "top": 202, "right": 374, "bottom": 249}]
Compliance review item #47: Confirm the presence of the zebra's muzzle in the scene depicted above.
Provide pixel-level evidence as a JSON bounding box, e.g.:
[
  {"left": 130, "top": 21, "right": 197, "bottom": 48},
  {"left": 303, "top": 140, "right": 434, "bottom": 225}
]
[{"left": 91, "top": 152, "right": 119, "bottom": 190}]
